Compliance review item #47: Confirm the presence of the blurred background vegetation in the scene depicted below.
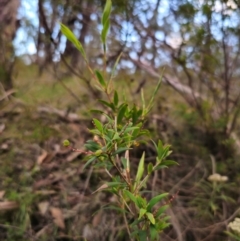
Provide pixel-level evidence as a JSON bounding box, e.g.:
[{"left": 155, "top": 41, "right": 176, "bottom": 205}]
[{"left": 0, "top": 0, "right": 240, "bottom": 240}]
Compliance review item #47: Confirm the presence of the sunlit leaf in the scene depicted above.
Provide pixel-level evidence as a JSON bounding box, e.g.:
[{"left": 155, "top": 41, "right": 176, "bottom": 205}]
[
  {"left": 146, "top": 212, "right": 155, "bottom": 225},
  {"left": 93, "top": 118, "right": 103, "bottom": 133},
  {"left": 60, "top": 23, "right": 86, "bottom": 60},
  {"left": 123, "top": 190, "right": 136, "bottom": 203},
  {"left": 135, "top": 152, "right": 145, "bottom": 185},
  {"left": 138, "top": 208, "right": 147, "bottom": 220}
]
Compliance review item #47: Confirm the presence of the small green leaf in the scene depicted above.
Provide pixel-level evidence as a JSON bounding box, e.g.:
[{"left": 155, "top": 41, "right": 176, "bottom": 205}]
[
  {"left": 95, "top": 70, "right": 106, "bottom": 88},
  {"left": 117, "top": 104, "right": 128, "bottom": 124},
  {"left": 83, "top": 156, "right": 97, "bottom": 170},
  {"left": 63, "top": 139, "right": 70, "bottom": 147},
  {"left": 147, "top": 193, "right": 169, "bottom": 211},
  {"left": 84, "top": 140, "right": 101, "bottom": 152},
  {"left": 98, "top": 99, "right": 115, "bottom": 111},
  {"left": 146, "top": 212, "right": 155, "bottom": 225},
  {"left": 110, "top": 52, "right": 122, "bottom": 79},
  {"left": 147, "top": 163, "right": 153, "bottom": 174},
  {"left": 113, "top": 90, "right": 119, "bottom": 107},
  {"left": 121, "top": 157, "right": 127, "bottom": 169},
  {"left": 60, "top": 23, "right": 86, "bottom": 60},
  {"left": 160, "top": 160, "right": 178, "bottom": 167},
  {"left": 113, "top": 147, "right": 130, "bottom": 155},
  {"left": 123, "top": 190, "right": 136, "bottom": 203},
  {"left": 135, "top": 152, "right": 145, "bottom": 185},
  {"left": 90, "top": 109, "right": 105, "bottom": 115},
  {"left": 93, "top": 118, "right": 103, "bottom": 133},
  {"left": 112, "top": 132, "right": 120, "bottom": 140},
  {"left": 137, "top": 231, "right": 147, "bottom": 241},
  {"left": 107, "top": 181, "right": 125, "bottom": 187},
  {"left": 123, "top": 126, "right": 139, "bottom": 134},
  {"left": 138, "top": 208, "right": 147, "bottom": 220},
  {"left": 101, "top": 0, "right": 112, "bottom": 26},
  {"left": 146, "top": 73, "right": 163, "bottom": 113},
  {"left": 155, "top": 205, "right": 169, "bottom": 218},
  {"left": 94, "top": 150, "right": 103, "bottom": 156},
  {"left": 101, "top": 19, "right": 110, "bottom": 45},
  {"left": 150, "top": 225, "right": 158, "bottom": 240},
  {"left": 141, "top": 89, "right": 146, "bottom": 113},
  {"left": 135, "top": 196, "right": 147, "bottom": 209}
]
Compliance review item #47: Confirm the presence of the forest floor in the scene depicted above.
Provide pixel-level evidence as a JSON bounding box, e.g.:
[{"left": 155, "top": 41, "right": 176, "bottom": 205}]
[{"left": 0, "top": 60, "right": 239, "bottom": 241}]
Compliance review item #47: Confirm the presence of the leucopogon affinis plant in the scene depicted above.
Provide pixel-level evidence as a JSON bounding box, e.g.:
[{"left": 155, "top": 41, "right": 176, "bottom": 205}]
[{"left": 61, "top": 1, "right": 178, "bottom": 240}]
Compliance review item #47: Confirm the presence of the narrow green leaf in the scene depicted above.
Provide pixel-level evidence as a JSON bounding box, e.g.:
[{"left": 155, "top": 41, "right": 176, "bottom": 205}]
[
  {"left": 150, "top": 225, "right": 158, "bottom": 240},
  {"left": 60, "top": 23, "right": 86, "bottom": 60},
  {"left": 146, "top": 212, "right": 155, "bottom": 225},
  {"left": 157, "top": 140, "right": 163, "bottom": 152},
  {"left": 95, "top": 204, "right": 128, "bottom": 214},
  {"left": 121, "top": 157, "right": 127, "bottom": 169},
  {"left": 141, "top": 89, "right": 146, "bottom": 114},
  {"left": 160, "top": 160, "right": 178, "bottom": 167},
  {"left": 113, "top": 147, "right": 130, "bottom": 155},
  {"left": 151, "top": 140, "right": 158, "bottom": 155},
  {"left": 84, "top": 140, "right": 101, "bottom": 152},
  {"left": 99, "top": 99, "right": 115, "bottom": 111},
  {"left": 110, "top": 52, "right": 122, "bottom": 79},
  {"left": 153, "top": 164, "right": 169, "bottom": 171},
  {"left": 147, "top": 162, "right": 153, "bottom": 174},
  {"left": 131, "top": 105, "right": 138, "bottom": 125},
  {"left": 155, "top": 205, "right": 169, "bottom": 218},
  {"left": 138, "top": 231, "right": 147, "bottom": 241},
  {"left": 138, "top": 208, "right": 147, "bottom": 220},
  {"left": 83, "top": 156, "right": 97, "bottom": 170},
  {"left": 135, "top": 152, "right": 145, "bottom": 184},
  {"left": 146, "top": 72, "right": 163, "bottom": 113},
  {"left": 101, "top": 19, "right": 110, "bottom": 44},
  {"left": 147, "top": 193, "right": 169, "bottom": 211},
  {"left": 113, "top": 90, "right": 119, "bottom": 107},
  {"left": 135, "top": 196, "right": 147, "bottom": 209},
  {"left": 101, "top": 0, "right": 112, "bottom": 26},
  {"left": 93, "top": 118, "right": 103, "bottom": 133},
  {"left": 90, "top": 109, "right": 105, "bottom": 115},
  {"left": 123, "top": 190, "right": 136, "bottom": 203},
  {"left": 112, "top": 132, "right": 120, "bottom": 140},
  {"left": 117, "top": 104, "right": 128, "bottom": 124},
  {"left": 107, "top": 181, "right": 126, "bottom": 187},
  {"left": 124, "top": 126, "right": 139, "bottom": 134},
  {"left": 95, "top": 70, "right": 106, "bottom": 88}
]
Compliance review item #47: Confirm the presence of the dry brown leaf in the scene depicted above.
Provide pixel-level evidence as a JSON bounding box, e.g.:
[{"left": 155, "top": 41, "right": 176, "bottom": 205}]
[
  {"left": 38, "top": 201, "right": 49, "bottom": 215},
  {"left": 50, "top": 207, "right": 65, "bottom": 229},
  {"left": 0, "top": 201, "right": 19, "bottom": 211},
  {"left": 0, "top": 191, "right": 5, "bottom": 200},
  {"left": 92, "top": 211, "right": 102, "bottom": 227},
  {"left": 92, "top": 183, "right": 109, "bottom": 194},
  {"left": 0, "top": 124, "right": 5, "bottom": 134},
  {"left": 0, "top": 143, "right": 8, "bottom": 150},
  {"left": 37, "top": 149, "right": 48, "bottom": 165}
]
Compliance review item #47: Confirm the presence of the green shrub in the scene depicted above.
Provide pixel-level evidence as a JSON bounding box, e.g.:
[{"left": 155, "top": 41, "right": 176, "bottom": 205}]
[{"left": 61, "top": 0, "right": 178, "bottom": 240}]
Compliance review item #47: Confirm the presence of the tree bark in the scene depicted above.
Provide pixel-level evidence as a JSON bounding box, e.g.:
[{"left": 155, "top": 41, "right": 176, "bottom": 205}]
[{"left": 0, "top": 0, "right": 20, "bottom": 90}]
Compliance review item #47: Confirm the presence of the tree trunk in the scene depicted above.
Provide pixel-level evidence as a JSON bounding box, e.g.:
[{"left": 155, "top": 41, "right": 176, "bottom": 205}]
[{"left": 0, "top": 0, "right": 20, "bottom": 90}]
